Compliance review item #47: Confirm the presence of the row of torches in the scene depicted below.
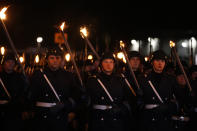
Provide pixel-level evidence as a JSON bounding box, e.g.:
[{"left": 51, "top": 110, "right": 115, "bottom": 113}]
[
  {"left": 0, "top": 7, "right": 177, "bottom": 65},
  {"left": 1, "top": 7, "right": 179, "bottom": 71},
  {"left": 1, "top": 6, "right": 182, "bottom": 89}
]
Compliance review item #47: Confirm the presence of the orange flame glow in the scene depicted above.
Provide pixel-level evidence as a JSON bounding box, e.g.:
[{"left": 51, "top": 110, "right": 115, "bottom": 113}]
[
  {"left": 120, "top": 40, "right": 125, "bottom": 48},
  {"left": 170, "top": 41, "right": 176, "bottom": 48},
  {"left": 35, "top": 55, "right": 39, "bottom": 63},
  {"left": 80, "top": 27, "right": 88, "bottom": 38},
  {"left": 0, "top": 7, "right": 8, "bottom": 20},
  {"left": 60, "top": 22, "right": 65, "bottom": 31}
]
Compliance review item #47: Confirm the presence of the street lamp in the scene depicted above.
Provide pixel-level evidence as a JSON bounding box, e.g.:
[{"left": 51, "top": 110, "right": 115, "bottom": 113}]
[
  {"left": 131, "top": 39, "right": 139, "bottom": 51},
  {"left": 36, "top": 36, "right": 43, "bottom": 48},
  {"left": 189, "top": 37, "right": 197, "bottom": 65},
  {"left": 181, "top": 42, "right": 188, "bottom": 48},
  {"left": 148, "top": 37, "right": 152, "bottom": 56}
]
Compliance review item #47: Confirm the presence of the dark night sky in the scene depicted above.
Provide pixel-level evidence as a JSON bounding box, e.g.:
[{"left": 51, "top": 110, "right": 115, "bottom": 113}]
[{"left": 1, "top": 1, "right": 197, "bottom": 52}]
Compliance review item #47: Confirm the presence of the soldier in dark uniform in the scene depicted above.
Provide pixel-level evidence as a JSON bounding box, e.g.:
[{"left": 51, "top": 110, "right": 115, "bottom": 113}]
[
  {"left": 86, "top": 52, "right": 132, "bottom": 131},
  {"left": 138, "top": 50, "right": 178, "bottom": 131},
  {"left": 171, "top": 68, "right": 191, "bottom": 131},
  {"left": 0, "top": 53, "right": 26, "bottom": 131},
  {"left": 28, "top": 46, "right": 80, "bottom": 131},
  {"left": 121, "top": 51, "right": 144, "bottom": 130},
  {"left": 188, "top": 65, "right": 197, "bottom": 130}
]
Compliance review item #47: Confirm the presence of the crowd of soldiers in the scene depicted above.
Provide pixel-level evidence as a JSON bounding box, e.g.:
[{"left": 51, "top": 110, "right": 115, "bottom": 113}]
[{"left": 0, "top": 45, "right": 197, "bottom": 131}]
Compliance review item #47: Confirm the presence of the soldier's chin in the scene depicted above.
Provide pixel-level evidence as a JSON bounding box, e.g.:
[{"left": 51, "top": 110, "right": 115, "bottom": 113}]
[
  {"left": 50, "top": 66, "right": 60, "bottom": 71},
  {"left": 104, "top": 70, "right": 113, "bottom": 74}
]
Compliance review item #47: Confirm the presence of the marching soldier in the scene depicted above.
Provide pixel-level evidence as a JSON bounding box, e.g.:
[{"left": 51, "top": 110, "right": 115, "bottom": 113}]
[
  {"left": 188, "top": 65, "right": 197, "bottom": 130},
  {"left": 121, "top": 51, "right": 144, "bottom": 130},
  {"left": 137, "top": 50, "right": 178, "bottom": 131},
  {"left": 86, "top": 52, "right": 132, "bottom": 131},
  {"left": 171, "top": 68, "right": 191, "bottom": 131},
  {"left": 28, "top": 45, "right": 80, "bottom": 131},
  {"left": 0, "top": 53, "right": 26, "bottom": 131}
]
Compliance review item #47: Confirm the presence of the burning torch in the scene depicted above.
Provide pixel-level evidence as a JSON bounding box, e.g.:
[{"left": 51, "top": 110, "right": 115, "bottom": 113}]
[
  {"left": 80, "top": 26, "right": 100, "bottom": 60},
  {"left": 59, "top": 22, "right": 84, "bottom": 88},
  {"left": 170, "top": 41, "right": 192, "bottom": 92}
]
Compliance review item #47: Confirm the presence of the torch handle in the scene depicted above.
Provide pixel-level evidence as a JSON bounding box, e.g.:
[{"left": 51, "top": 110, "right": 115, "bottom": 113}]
[
  {"left": 60, "top": 31, "right": 84, "bottom": 88},
  {"left": 172, "top": 47, "right": 192, "bottom": 92},
  {"left": 82, "top": 34, "right": 100, "bottom": 60},
  {"left": 121, "top": 47, "right": 140, "bottom": 89}
]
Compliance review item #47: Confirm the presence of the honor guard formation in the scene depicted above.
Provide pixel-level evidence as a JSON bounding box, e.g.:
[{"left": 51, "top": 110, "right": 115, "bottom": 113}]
[{"left": 0, "top": 44, "right": 197, "bottom": 131}]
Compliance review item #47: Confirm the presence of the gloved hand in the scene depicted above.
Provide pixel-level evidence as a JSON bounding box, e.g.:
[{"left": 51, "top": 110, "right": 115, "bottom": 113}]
[{"left": 50, "top": 102, "right": 65, "bottom": 114}]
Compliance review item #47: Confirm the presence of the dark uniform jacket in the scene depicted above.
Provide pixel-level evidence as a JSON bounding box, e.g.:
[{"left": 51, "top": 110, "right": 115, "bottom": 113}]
[
  {"left": 86, "top": 71, "right": 131, "bottom": 131},
  {"left": 0, "top": 70, "right": 26, "bottom": 131},
  {"left": 123, "top": 68, "right": 143, "bottom": 130},
  {"left": 28, "top": 67, "right": 80, "bottom": 131},
  {"left": 188, "top": 80, "right": 197, "bottom": 130},
  {"left": 138, "top": 70, "right": 178, "bottom": 131}
]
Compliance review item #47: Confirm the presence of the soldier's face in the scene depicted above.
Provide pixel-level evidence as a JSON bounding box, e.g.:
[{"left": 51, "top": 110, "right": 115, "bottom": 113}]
[
  {"left": 3, "top": 60, "right": 15, "bottom": 73},
  {"left": 176, "top": 74, "right": 186, "bottom": 86},
  {"left": 152, "top": 59, "right": 165, "bottom": 73},
  {"left": 101, "top": 59, "right": 115, "bottom": 74},
  {"left": 47, "top": 55, "right": 62, "bottom": 71},
  {"left": 191, "top": 71, "right": 197, "bottom": 80},
  {"left": 129, "top": 57, "right": 141, "bottom": 71}
]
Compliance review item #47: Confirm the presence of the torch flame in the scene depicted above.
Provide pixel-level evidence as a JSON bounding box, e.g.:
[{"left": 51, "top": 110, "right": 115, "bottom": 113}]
[
  {"left": 1, "top": 46, "right": 5, "bottom": 55},
  {"left": 144, "top": 56, "right": 149, "bottom": 62},
  {"left": 80, "top": 27, "right": 88, "bottom": 38},
  {"left": 170, "top": 41, "right": 176, "bottom": 48},
  {"left": 120, "top": 40, "right": 125, "bottom": 48},
  {"left": 88, "top": 54, "right": 93, "bottom": 60},
  {"left": 0, "top": 7, "right": 8, "bottom": 20},
  {"left": 19, "top": 56, "right": 24, "bottom": 63},
  {"left": 117, "top": 52, "right": 124, "bottom": 59},
  {"left": 35, "top": 55, "right": 39, "bottom": 63},
  {"left": 65, "top": 53, "right": 70, "bottom": 62},
  {"left": 60, "top": 22, "right": 65, "bottom": 31}
]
